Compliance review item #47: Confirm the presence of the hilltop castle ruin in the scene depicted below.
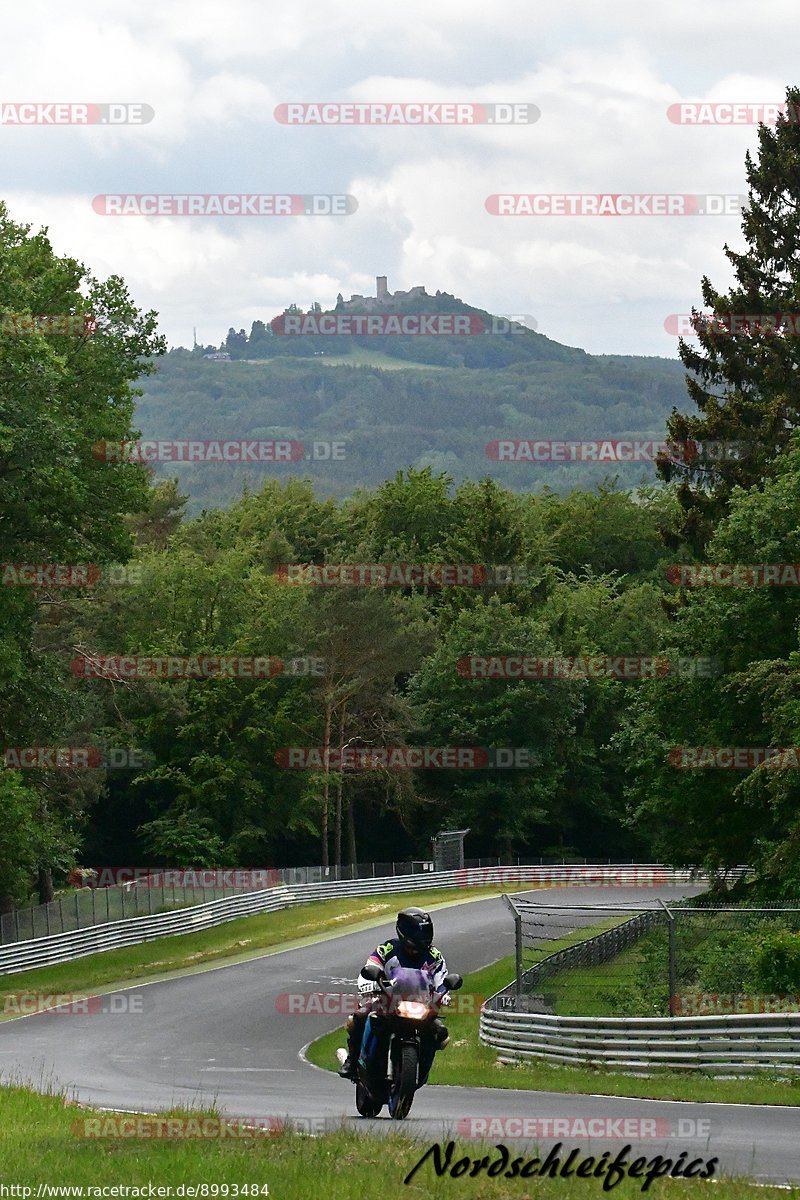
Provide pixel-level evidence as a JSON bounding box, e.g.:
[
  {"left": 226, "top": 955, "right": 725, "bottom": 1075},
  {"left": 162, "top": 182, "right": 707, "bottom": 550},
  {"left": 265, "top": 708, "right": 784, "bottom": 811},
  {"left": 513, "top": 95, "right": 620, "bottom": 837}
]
[{"left": 335, "top": 276, "right": 431, "bottom": 312}]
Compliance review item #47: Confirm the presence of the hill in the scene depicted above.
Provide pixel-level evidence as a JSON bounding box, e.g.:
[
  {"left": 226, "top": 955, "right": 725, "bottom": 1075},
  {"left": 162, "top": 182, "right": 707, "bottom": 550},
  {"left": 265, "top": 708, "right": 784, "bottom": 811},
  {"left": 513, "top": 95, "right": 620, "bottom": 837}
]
[
  {"left": 136, "top": 293, "right": 691, "bottom": 511},
  {"left": 135, "top": 353, "right": 687, "bottom": 511}
]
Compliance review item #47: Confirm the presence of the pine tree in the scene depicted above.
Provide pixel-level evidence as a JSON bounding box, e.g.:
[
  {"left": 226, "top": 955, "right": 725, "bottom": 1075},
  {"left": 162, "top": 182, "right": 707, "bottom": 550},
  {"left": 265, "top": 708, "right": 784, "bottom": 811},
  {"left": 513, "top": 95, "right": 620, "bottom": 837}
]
[{"left": 658, "top": 84, "right": 800, "bottom": 548}]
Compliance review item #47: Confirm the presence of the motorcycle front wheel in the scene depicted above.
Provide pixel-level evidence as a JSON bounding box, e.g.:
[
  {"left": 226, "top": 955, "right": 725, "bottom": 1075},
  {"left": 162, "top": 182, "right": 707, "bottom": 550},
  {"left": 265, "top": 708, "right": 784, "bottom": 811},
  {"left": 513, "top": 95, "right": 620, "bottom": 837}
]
[
  {"left": 389, "top": 1042, "right": 418, "bottom": 1120},
  {"left": 355, "top": 1080, "right": 382, "bottom": 1118}
]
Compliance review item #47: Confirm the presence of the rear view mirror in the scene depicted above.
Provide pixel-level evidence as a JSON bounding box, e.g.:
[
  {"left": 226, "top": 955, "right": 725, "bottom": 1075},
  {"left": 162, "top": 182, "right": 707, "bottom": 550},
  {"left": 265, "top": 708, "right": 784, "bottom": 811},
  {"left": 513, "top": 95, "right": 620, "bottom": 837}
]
[
  {"left": 361, "top": 961, "right": 384, "bottom": 983},
  {"left": 444, "top": 972, "right": 463, "bottom": 991}
]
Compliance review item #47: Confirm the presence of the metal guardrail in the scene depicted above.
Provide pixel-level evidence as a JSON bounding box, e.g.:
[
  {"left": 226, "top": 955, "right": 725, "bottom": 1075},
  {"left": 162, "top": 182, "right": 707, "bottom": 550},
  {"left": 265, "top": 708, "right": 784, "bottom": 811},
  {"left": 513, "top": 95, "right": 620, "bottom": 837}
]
[
  {"left": 2, "top": 856, "right": 670, "bottom": 945},
  {"left": 479, "top": 1008, "right": 800, "bottom": 1074},
  {"left": 0, "top": 865, "right": 698, "bottom": 976},
  {"left": 481, "top": 882, "right": 800, "bottom": 1075}
]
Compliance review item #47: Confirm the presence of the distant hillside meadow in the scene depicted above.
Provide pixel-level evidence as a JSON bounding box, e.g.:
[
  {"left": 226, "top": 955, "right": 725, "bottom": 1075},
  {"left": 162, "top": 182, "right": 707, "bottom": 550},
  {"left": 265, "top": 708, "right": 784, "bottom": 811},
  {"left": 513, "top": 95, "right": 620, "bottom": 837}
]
[{"left": 137, "top": 294, "right": 690, "bottom": 511}]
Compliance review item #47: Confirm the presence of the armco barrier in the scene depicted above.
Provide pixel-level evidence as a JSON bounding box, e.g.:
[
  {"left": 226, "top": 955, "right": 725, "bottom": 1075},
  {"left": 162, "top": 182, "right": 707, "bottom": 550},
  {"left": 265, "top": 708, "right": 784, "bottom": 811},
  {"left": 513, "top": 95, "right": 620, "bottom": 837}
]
[
  {"left": 479, "top": 1007, "right": 800, "bottom": 1074},
  {"left": 0, "top": 865, "right": 697, "bottom": 976}
]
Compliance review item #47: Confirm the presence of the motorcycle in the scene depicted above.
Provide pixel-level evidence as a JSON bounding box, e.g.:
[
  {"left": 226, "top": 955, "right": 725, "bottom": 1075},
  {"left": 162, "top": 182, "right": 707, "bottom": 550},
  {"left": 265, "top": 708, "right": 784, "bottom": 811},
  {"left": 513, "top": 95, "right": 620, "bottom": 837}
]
[{"left": 337, "top": 960, "right": 463, "bottom": 1120}]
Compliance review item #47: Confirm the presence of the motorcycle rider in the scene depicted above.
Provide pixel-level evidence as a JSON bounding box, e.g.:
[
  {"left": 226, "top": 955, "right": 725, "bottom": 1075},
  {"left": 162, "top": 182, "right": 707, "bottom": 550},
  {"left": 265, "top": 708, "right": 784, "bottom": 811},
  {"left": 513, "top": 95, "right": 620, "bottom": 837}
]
[{"left": 338, "top": 907, "right": 452, "bottom": 1083}]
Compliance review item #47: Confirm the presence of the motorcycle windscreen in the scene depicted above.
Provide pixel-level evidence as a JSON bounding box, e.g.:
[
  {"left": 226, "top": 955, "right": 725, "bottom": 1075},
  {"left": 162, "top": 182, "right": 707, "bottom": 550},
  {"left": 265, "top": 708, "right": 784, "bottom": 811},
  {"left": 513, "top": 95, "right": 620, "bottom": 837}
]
[{"left": 385, "top": 966, "right": 435, "bottom": 1016}]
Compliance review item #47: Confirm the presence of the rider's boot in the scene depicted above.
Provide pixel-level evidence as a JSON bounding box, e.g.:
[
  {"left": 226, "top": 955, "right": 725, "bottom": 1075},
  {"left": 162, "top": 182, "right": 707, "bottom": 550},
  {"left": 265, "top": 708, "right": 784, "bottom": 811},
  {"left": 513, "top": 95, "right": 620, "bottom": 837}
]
[{"left": 338, "top": 1014, "right": 364, "bottom": 1080}]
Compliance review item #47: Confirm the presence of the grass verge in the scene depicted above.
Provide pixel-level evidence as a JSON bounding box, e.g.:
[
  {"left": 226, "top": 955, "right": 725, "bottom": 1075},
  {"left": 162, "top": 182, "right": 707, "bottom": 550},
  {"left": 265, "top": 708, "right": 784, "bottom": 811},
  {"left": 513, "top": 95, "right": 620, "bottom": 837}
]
[
  {"left": 544, "top": 938, "right": 653, "bottom": 1017},
  {"left": 307, "top": 950, "right": 800, "bottom": 1107},
  {"left": 0, "top": 1084, "right": 794, "bottom": 1197}
]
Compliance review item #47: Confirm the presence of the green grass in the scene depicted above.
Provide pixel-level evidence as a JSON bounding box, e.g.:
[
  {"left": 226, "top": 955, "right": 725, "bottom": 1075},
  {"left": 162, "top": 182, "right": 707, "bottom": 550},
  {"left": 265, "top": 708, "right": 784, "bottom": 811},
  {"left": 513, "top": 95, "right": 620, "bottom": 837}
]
[
  {"left": 0, "top": 1084, "right": 793, "bottom": 1197},
  {"left": 0, "top": 883, "right": 543, "bottom": 1015},
  {"left": 545, "top": 938, "right": 650, "bottom": 1017},
  {"left": 244, "top": 347, "right": 449, "bottom": 370},
  {"left": 307, "top": 949, "right": 800, "bottom": 1108}
]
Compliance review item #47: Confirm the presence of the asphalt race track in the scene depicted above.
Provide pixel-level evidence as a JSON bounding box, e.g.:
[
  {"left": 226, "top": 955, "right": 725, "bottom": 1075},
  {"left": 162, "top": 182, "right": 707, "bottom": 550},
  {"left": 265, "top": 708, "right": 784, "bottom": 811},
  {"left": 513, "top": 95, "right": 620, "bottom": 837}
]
[{"left": 0, "top": 885, "right": 797, "bottom": 1184}]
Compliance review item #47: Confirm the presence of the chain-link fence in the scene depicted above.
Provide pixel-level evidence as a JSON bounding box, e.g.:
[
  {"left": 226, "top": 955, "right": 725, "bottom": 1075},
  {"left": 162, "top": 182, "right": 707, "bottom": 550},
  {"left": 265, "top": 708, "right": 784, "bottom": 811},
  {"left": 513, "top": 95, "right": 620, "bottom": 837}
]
[
  {"left": 0, "top": 877, "right": 253, "bottom": 945},
  {"left": 4, "top": 852, "right": 596, "bottom": 945},
  {"left": 2, "top": 856, "right": 679, "bottom": 946},
  {"left": 500, "top": 897, "right": 800, "bottom": 1017}
]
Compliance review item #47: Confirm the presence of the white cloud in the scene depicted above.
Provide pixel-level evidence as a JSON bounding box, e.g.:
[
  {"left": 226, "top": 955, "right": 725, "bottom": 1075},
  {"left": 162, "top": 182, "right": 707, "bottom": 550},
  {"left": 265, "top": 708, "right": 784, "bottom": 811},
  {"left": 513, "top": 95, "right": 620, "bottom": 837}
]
[{"left": 1, "top": 0, "right": 794, "bottom": 355}]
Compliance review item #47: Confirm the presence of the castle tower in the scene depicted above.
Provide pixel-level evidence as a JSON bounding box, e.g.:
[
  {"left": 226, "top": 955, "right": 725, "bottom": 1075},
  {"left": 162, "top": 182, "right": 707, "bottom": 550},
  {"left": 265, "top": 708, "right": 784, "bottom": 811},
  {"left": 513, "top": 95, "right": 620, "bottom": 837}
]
[{"left": 376, "top": 275, "right": 388, "bottom": 302}]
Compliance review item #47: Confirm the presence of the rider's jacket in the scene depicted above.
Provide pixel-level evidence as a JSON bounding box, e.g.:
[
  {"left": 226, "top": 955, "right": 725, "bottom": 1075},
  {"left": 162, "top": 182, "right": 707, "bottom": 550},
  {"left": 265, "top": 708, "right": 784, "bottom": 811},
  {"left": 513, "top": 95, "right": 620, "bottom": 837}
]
[{"left": 359, "top": 937, "right": 449, "bottom": 994}]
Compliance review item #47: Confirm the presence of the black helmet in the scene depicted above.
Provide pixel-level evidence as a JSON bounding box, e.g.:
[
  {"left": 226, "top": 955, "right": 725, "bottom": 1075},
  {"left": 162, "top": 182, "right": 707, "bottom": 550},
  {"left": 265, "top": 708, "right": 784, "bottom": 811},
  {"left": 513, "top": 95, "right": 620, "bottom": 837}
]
[{"left": 396, "top": 907, "right": 434, "bottom": 956}]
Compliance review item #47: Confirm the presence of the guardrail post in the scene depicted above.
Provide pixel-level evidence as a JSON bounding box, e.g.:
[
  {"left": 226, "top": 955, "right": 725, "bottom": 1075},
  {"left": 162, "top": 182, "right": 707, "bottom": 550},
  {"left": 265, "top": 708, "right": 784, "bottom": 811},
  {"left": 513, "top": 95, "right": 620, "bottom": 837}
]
[
  {"left": 658, "top": 898, "right": 677, "bottom": 1013},
  {"left": 502, "top": 894, "right": 523, "bottom": 999}
]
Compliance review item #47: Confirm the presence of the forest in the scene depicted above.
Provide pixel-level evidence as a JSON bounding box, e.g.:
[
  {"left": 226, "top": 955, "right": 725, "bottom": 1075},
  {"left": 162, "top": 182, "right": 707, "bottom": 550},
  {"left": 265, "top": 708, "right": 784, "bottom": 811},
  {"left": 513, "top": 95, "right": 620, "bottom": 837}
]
[{"left": 2, "top": 90, "right": 800, "bottom": 910}]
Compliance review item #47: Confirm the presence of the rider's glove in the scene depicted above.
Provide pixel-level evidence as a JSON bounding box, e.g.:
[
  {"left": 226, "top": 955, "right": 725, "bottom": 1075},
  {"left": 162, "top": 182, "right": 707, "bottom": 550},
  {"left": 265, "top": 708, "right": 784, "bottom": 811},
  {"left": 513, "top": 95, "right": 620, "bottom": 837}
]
[
  {"left": 439, "top": 991, "right": 452, "bottom": 1007},
  {"left": 358, "top": 978, "right": 381, "bottom": 995}
]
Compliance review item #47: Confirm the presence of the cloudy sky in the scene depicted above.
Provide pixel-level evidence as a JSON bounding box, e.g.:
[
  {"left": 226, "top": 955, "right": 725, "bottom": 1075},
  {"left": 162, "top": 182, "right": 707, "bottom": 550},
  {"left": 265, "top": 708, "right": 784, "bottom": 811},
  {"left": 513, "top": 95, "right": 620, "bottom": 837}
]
[{"left": 3, "top": 1, "right": 796, "bottom": 356}]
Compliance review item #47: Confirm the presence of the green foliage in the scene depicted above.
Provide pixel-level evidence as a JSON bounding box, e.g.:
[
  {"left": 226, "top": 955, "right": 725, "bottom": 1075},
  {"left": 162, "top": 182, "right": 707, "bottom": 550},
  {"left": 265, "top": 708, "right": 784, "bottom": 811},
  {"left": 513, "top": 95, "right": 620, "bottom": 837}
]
[
  {"left": 0, "top": 200, "right": 165, "bottom": 901},
  {"left": 134, "top": 347, "right": 690, "bottom": 511},
  {"left": 8, "top": 99, "right": 800, "bottom": 907},
  {"left": 659, "top": 84, "right": 800, "bottom": 547},
  {"left": 752, "top": 932, "right": 800, "bottom": 992},
  {"left": 0, "top": 774, "right": 52, "bottom": 907},
  {"left": 137, "top": 811, "right": 226, "bottom": 868}
]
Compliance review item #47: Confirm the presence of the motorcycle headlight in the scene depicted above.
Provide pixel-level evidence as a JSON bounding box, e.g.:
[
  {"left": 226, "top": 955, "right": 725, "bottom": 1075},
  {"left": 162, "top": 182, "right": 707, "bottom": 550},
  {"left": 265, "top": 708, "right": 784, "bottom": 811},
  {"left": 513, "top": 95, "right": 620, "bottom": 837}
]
[{"left": 395, "top": 1000, "right": 429, "bottom": 1020}]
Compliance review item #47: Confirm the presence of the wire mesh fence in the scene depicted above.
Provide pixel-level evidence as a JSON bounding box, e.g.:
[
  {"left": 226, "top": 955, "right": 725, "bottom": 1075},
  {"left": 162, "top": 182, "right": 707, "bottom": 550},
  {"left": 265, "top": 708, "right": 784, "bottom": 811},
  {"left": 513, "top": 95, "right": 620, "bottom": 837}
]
[
  {"left": 0, "top": 879, "right": 250, "bottom": 945},
  {"left": 501, "top": 898, "right": 800, "bottom": 1017},
  {"left": 1, "top": 853, "right": 564, "bottom": 945}
]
